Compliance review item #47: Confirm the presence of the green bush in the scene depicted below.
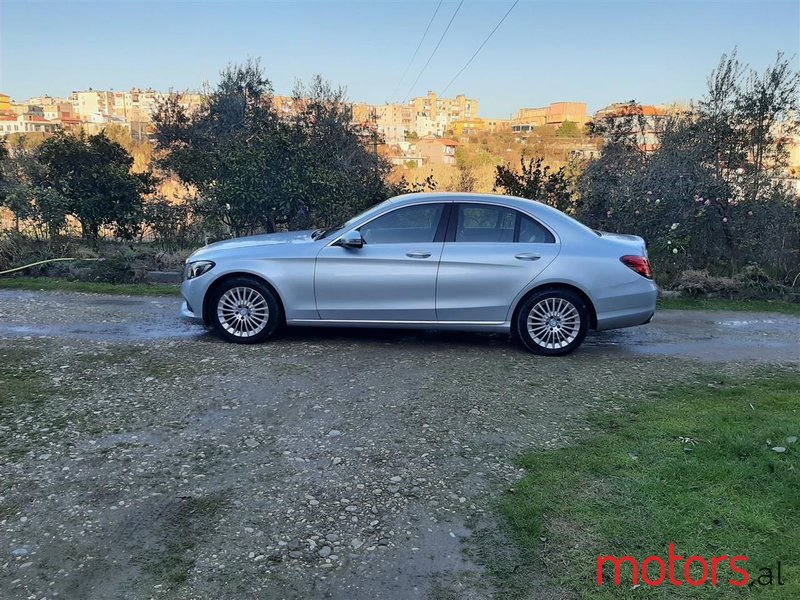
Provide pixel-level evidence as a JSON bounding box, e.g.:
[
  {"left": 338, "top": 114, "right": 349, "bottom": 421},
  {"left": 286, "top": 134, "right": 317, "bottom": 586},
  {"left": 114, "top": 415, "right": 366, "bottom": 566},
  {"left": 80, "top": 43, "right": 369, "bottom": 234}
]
[
  {"left": 675, "top": 270, "right": 739, "bottom": 298},
  {"left": 674, "top": 266, "right": 792, "bottom": 301},
  {"left": 577, "top": 53, "right": 800, "bottom": 287},
  {"left": 0, "top": 235, "right": 192, "bottom": 283}
]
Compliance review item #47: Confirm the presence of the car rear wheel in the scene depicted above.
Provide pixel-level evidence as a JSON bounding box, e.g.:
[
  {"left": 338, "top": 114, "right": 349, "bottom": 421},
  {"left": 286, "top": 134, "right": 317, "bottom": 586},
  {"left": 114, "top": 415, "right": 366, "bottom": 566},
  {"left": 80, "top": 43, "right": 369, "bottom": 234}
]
[
  {"left": 209, "top": 277, "right": 282, "bottom": 344},
  {"left": 515, "top": 289, "right": 589, "bottom": 356}
]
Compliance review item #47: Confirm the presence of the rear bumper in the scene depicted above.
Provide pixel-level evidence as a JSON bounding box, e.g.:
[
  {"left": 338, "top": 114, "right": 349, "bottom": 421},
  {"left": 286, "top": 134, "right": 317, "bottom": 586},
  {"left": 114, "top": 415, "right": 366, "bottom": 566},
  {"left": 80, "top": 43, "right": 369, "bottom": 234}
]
[
  {"left": 594, "top": 280, "right": 658, "bottom": 331},
  {"left": 598, "top": 306, "right": 656, "bottom": 330}
]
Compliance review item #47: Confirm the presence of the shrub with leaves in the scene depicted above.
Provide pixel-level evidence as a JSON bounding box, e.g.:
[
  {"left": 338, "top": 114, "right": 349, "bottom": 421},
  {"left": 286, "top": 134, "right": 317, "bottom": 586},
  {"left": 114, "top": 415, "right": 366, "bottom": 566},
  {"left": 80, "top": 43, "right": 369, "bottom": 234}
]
[
  {"left": 153, "top": 60, "right": 392, "bottom": 237},
  {"left": 1, "top": 132, "right": 154, "bottom": 241},
  {"left": 577, "top": 51, "right": 800, "bottom": 285},
  {"left": 675, "top": 270, "right": 739, "bottom": 298},
  {"left": 494, "top": 156, "right": 575, "bottom": 213}
]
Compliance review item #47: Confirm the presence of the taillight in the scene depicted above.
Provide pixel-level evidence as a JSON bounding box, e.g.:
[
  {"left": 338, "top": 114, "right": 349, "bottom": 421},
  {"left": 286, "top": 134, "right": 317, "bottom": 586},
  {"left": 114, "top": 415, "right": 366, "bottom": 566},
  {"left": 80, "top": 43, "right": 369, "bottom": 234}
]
[{"left": 620, "top": 255, "right": 653, "bottom": 279}]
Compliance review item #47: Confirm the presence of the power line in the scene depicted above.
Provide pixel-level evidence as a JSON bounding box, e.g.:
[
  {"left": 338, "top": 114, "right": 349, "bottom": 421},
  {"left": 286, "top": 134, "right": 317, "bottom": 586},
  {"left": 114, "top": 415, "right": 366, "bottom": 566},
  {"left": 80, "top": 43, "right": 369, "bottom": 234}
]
[
  {"left": 389, "top": 0, "right": 444, "bottom": 102},
  {"left": 441, "top": 0, "right": 519, "bottom": 96},
  {"left": 401, "top": 0, "right": 465, "bottom": 103}
]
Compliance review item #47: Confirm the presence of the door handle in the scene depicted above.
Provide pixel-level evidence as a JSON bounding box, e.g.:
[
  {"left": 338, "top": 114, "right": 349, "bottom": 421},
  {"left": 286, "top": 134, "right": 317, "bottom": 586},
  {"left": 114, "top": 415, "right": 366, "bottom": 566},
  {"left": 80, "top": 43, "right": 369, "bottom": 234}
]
[
  {"left": 406, "top": 250, "right": 432, "bottom": 259},
  {"left": 515, "top": 253, "right": 541, "bottom": 261}
]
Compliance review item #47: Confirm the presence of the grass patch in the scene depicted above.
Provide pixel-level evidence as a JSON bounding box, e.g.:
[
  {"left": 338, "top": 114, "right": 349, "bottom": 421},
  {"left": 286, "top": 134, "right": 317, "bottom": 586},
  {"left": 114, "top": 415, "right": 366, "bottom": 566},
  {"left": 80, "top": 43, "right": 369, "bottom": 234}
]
[
  {"left": 141, "top": 492, "right": 231, "bottom": 589},
  {"left": 658, "top": 296, "right": 800, "bottom": 315},
  {"left": 498, "top": 372, "right": 800, "bottom": 598},
  {"left": 0, "top": 346, "right": 49, "bottom": 407},
  {"left": 0, "top": 276, "right": 180, "bottom": 296},
  {"left": 0, "top": 346, "right": 53, "bottom": 461}
]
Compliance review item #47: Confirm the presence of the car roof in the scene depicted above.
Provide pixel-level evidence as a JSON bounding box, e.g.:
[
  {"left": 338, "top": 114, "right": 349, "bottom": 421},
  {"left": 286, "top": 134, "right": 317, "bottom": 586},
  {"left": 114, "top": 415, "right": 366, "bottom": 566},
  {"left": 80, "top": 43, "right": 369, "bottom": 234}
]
[
  {"left": 391, "top": 191, "right": 527, "bottom": 203},
  {"left": 388, "top": 192, "right": 596, "bottom": 238},
  {"left": 389, "top": 192, "right": 553, "bottom": 213}
]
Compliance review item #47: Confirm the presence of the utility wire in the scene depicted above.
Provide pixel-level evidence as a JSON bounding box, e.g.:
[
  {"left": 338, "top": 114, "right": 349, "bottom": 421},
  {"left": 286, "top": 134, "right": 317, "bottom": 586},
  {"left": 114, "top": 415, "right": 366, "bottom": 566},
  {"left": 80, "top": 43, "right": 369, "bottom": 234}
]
[
  {"left": 389, "top": 0, "right": 444, "bottom": 102},
  {"left": 441, "top": 0, "right": 519, "bottom": 96},
  {"left": 401, "top": 0, "right": 465, "bottom": 103}
]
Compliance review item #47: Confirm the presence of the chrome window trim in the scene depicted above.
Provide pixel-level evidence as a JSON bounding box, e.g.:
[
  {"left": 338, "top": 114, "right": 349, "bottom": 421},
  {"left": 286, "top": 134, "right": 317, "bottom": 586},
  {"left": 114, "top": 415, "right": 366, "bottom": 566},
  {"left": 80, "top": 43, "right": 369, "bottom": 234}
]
[
  {"left": 448, "top": 200, "right": 560, "bottom": 245},
  {"left": 326, "top": 200, "right": 455, "bottom": 248}
]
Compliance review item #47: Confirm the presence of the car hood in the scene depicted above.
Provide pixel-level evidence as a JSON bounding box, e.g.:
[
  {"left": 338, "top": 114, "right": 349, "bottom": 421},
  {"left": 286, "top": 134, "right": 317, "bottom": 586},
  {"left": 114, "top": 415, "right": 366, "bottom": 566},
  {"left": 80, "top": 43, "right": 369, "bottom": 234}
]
[{"left": 189, "top": 230, "right": 316, "bottom": 259}]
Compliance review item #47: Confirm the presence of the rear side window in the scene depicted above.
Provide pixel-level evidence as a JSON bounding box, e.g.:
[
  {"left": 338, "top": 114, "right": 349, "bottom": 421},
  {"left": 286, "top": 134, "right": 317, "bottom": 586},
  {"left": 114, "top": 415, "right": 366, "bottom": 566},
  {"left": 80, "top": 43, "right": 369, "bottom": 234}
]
[
  {"left": 455, "top": 204, "right": 516, "bottom": 242},
  {"left": 518, "top": 213, "right": 555, "bottom": 243},
  {"left": 452, "top": 203, "right": 555, "bottom": 243}
]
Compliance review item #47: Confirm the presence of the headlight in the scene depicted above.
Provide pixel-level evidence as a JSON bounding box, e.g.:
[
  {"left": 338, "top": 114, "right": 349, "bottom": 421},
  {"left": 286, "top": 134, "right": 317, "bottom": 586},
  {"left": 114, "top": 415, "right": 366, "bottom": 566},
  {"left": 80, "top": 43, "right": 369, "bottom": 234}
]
[{"left": 184, "top": 260, "right": 215, "bottom": 280}]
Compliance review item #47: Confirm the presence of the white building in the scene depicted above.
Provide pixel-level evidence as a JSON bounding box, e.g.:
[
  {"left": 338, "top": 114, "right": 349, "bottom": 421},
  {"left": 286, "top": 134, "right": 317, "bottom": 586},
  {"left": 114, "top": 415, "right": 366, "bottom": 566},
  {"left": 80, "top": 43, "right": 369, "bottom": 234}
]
[{"left": 0, "top": 114, "right": 61, "bottom": 136}]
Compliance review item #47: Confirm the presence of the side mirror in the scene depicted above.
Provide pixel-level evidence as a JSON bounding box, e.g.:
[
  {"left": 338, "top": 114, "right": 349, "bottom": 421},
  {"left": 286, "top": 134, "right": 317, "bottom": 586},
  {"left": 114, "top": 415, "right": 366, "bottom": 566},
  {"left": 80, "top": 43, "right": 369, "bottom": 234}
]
[{"left": 338, "top": 230, "right": 364, "bottom": 249}]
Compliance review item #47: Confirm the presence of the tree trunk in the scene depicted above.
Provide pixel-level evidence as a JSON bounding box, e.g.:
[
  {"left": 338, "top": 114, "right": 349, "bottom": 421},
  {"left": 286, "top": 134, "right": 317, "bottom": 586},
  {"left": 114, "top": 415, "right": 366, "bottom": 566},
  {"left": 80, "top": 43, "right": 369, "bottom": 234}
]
[{"left": 721, "top": 222, "right": 737, "bottom": 274}]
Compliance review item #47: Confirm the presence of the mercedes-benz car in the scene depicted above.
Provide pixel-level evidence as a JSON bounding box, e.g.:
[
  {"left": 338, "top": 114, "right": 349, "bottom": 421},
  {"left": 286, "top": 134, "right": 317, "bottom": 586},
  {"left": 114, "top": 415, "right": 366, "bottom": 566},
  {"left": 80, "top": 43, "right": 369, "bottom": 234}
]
[{"left": 180, "top": 192, "right": 657, "bottom": 355}]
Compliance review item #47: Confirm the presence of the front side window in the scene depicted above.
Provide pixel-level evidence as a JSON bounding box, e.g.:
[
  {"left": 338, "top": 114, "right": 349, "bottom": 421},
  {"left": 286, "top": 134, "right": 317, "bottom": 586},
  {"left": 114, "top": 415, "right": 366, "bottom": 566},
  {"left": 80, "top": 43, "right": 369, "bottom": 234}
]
[{"left": 359, "top": 203, "right": 444, "bottom": 244}]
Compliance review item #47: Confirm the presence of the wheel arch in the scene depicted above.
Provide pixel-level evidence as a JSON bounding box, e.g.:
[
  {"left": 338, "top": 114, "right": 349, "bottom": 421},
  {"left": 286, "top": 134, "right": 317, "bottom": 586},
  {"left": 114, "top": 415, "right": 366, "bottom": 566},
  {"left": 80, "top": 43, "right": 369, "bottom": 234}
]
[
  {"left": 511, "top": 282, "right": 598, "bottom": 331},
  {"left": 202, "top": 272, "right": 287, "bottom": 326}
]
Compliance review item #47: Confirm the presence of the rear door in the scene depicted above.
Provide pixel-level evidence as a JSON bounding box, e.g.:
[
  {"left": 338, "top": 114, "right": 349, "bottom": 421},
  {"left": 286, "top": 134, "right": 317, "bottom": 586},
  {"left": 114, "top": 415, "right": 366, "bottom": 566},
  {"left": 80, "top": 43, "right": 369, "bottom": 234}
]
[{"left": 436, "top": 202, "right": 560, "bottom": 322}]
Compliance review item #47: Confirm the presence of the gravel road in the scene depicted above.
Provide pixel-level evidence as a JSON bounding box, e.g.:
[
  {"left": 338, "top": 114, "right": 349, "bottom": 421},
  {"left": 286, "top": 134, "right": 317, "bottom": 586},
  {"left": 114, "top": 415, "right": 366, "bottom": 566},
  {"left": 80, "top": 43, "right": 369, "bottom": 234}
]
[
  {"left": 1, "top": 290, "right": 797, "bottom": 599},
  {"left": 0, "top": 290, "right": 797, "bottom": 362}
]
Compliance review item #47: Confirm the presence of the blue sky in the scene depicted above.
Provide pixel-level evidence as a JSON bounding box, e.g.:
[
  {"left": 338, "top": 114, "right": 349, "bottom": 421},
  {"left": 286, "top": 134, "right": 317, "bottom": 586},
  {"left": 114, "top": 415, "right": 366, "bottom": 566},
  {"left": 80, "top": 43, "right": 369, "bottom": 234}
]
[{"left": 2, "top": 0, "right": 798, "bottom": 117}]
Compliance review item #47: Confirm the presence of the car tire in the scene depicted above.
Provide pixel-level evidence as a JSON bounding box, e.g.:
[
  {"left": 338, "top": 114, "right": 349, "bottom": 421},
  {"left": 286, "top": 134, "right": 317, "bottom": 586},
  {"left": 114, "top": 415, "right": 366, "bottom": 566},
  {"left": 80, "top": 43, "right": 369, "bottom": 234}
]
[
  {"left": 514, "top": 289, "right": 589, "bottom": 356},
  {"left": 208, "top": 277, "right": 283, "bottom": 344}
]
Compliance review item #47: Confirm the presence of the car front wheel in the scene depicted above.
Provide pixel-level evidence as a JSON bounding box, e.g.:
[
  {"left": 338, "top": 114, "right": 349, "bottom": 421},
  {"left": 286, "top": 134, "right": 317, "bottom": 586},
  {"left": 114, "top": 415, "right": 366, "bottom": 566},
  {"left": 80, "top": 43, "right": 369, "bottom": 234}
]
[
  {"left": 515, "top": 289, "right": 589, "bottom": 356},
  {"left": 209, "top": 277, "right": 282, "bottom": 344}
]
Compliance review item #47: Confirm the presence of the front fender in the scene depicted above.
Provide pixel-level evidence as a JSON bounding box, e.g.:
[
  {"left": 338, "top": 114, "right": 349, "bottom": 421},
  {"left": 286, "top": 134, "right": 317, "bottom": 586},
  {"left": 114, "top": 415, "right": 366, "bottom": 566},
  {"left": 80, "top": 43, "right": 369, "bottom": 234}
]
[{"left": 181, "top": 257, "right": 318, "bottom": 324}]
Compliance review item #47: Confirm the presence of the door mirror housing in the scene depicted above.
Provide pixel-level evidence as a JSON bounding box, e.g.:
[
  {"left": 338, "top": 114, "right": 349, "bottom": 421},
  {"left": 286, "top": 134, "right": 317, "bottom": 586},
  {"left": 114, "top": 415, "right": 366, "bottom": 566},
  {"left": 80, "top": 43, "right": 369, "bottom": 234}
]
[{"left": 337, "top": 230, "right": 364, "bottom": 249}]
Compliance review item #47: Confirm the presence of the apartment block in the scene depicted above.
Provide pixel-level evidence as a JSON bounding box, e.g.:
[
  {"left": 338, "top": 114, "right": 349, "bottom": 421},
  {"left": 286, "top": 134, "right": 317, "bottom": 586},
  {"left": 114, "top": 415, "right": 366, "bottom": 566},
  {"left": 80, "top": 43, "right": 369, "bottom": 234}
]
[
  {"left": 42, "top": 102, "right": 76, "bottom": 121},
  {"left": 69, "top": 90, "right": 116, "bottom": 121},
  {"left": 409, "top": 91, "right": 477, "bottom": 124},
  {"left": 416, "top": 135, "right": 458, "bottom": 165},
  {"left": 66, "top": 88, "right": 202, "bottom": 124},
  {"left": 512, "top": 102, "right": 589, "bottom": 132},
  {"left": 594, "top": 103, "right": 666, "bottom": 151},
  {"left": 370, "top": 92, "right": 480, "bottom": 143},
  {"left": 375, "top": 103, "right": 413, "bottom": 143},
  {"left": 112, "top": 89, "right": 160, "bottom": 121}
]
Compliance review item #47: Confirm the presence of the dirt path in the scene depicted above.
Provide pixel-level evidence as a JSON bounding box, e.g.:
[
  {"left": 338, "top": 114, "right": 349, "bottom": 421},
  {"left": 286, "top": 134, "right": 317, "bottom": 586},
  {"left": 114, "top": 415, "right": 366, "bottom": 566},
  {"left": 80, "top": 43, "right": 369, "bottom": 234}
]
[
  {"left": 1, "top": 289, "right": 797, "bottom": 362},
  {"left": 1, "top": 291, "right": 797, "bottom": 599}
]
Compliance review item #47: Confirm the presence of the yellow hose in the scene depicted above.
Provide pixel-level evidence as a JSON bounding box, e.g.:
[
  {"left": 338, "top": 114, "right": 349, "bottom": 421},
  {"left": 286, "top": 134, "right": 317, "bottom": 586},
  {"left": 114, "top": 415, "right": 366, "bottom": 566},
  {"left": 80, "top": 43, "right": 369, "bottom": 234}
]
[{"left": 0, "top": 257, "right": 105, "bottom": 276}]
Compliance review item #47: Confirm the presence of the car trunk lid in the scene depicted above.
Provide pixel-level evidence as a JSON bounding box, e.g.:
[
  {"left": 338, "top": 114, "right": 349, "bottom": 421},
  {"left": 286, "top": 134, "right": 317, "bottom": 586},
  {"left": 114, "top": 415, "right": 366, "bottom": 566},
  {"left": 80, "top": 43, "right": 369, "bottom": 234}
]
[{"left": 597, "top": 231, "right": 648, "bottom": 257}]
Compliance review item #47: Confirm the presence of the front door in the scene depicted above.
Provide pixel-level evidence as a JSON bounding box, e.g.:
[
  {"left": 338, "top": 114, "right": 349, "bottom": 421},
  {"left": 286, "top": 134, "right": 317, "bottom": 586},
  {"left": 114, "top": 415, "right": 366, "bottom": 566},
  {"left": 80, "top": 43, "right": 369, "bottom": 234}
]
[{"left": 314, "top": 203, "right": 448, "bottom": 321}]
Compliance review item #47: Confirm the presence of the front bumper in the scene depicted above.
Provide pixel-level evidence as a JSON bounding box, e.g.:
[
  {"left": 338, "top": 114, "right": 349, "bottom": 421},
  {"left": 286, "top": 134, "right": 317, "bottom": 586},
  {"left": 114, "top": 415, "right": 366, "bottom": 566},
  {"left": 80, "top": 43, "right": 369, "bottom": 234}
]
[
  {"left": 180, "top": 300, "right": 200, "bottom": 320},
  {"left": 180, "top": 276, "right": 212, "bottom": 323}
]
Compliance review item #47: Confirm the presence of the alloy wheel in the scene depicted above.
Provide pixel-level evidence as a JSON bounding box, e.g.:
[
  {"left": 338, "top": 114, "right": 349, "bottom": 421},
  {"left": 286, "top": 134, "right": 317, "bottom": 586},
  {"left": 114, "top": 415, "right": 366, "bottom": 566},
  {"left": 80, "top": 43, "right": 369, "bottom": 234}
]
[
  {"left": 216, "top": 286, "right": 270, "bottom": 338},
  {"left": 526, "top": 297, "right": 581, "bottom": 350}
]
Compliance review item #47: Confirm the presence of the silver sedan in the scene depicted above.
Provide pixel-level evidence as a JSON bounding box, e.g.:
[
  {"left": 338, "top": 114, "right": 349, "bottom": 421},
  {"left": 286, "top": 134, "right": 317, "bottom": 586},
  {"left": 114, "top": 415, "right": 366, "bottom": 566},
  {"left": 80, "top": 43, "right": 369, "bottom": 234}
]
[{"left": 180, "top": 193, "right": 657, "bottom": 355}]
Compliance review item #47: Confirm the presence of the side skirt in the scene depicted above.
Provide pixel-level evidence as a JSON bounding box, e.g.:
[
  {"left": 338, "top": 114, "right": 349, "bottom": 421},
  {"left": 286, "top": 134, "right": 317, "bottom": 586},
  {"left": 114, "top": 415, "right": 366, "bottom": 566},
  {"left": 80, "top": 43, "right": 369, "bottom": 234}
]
[{"left": 286, "top": 319, "right": 511, "bottom": 333}]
